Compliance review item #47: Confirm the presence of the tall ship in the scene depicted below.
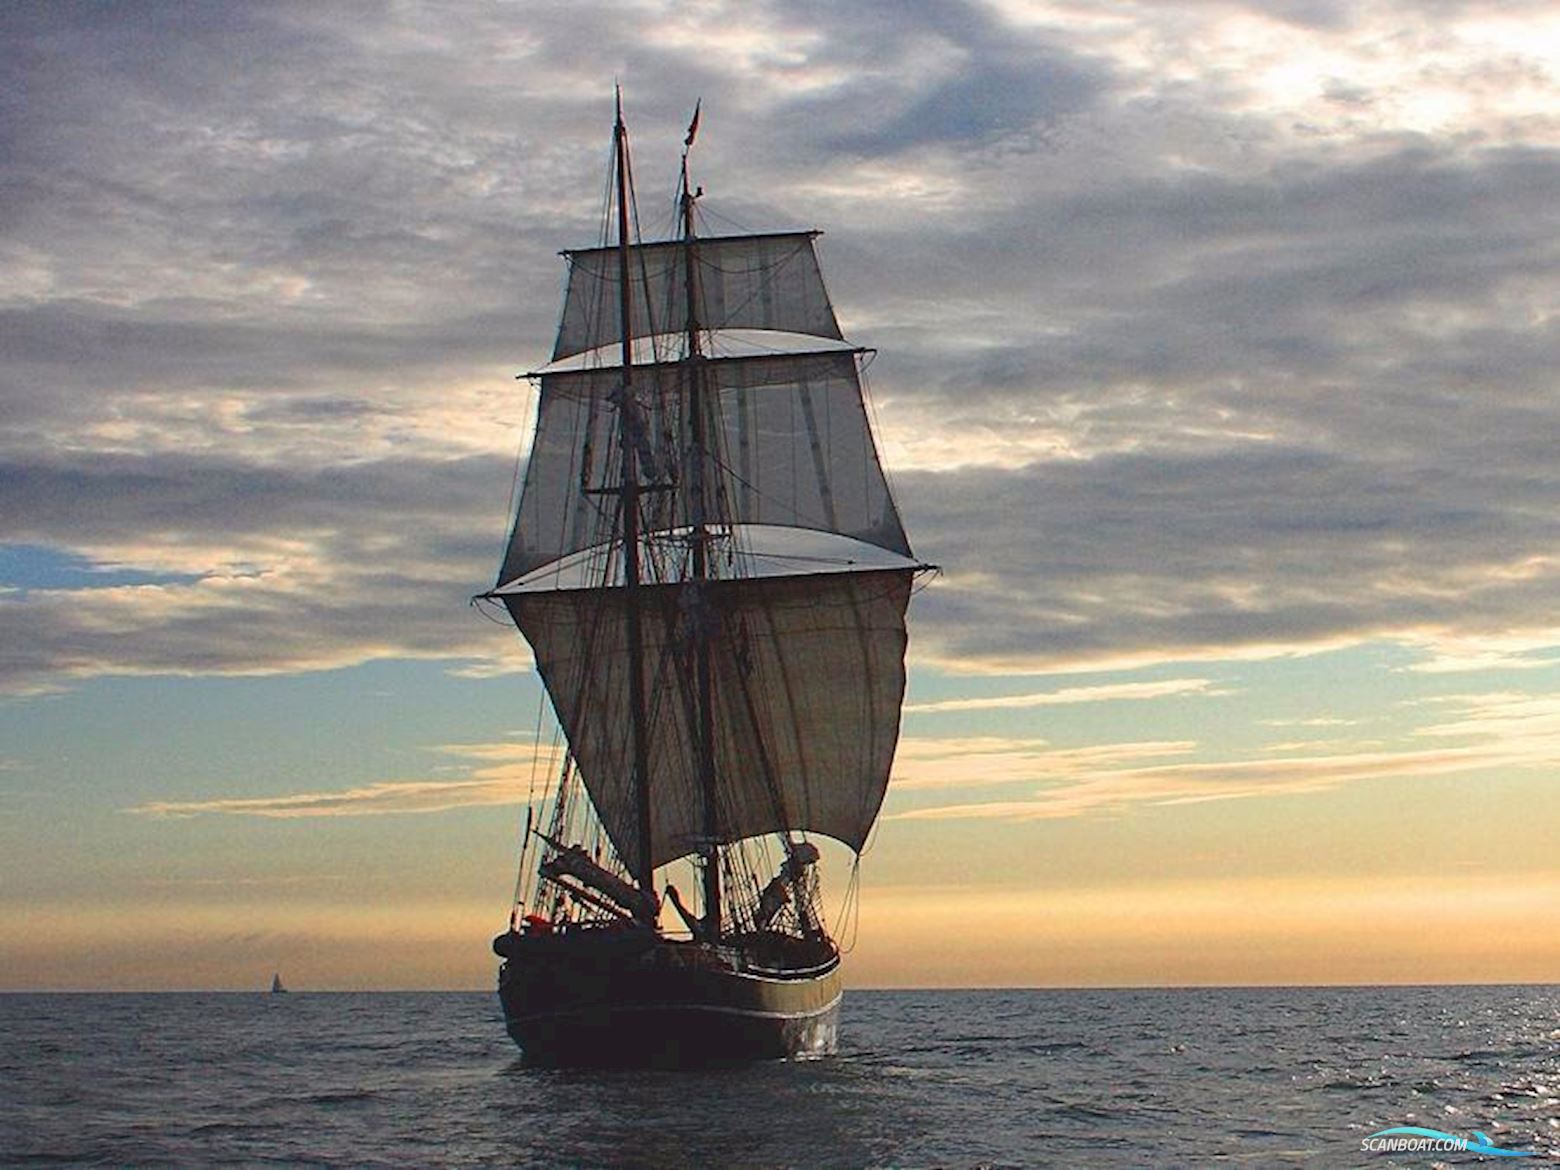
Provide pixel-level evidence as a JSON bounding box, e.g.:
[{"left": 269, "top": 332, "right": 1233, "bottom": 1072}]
[{"left": 482, "top": 96, "right": 928, "bottom": 1066}]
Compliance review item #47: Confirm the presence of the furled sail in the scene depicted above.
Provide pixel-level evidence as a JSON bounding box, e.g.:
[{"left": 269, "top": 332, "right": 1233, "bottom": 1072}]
[
  {"left": 498, "top": 350, "right": 911, "bottom": 586},
  {"left": 552, "top": 233, "right": 842, "bottom": 361},
  {"left": 501, "top": 568, "right": 912, "bottom": 874}
]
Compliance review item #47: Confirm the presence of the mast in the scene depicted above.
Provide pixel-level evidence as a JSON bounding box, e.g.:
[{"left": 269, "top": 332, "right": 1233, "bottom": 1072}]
[
  {"left": 493, "top": 104, "right": 924, "bottom": 898},
  {"left": 678, "top": 105, "right": 721, "bottom": 941},
  {"left": 613, "top": 90, "right": 656, "bottom": 920}
]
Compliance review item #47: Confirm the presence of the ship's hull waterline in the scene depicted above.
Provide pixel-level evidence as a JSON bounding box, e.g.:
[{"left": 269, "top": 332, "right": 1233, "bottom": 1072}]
[{"left": 495, "top": 929, "right": 841, "bottom": 1066}]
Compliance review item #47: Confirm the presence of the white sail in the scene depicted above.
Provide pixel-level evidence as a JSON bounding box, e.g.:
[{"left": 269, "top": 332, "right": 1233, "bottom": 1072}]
[
  {"left": 552, "top": 232, "right": 842, "bottom": 361},
  {"left": 492, "top": 136, "right": 924, "bottom": 899},
  {"left": 501, "top": 568, "right": 912, "bottom": 874},
  {"left": 498, "top": 350, "right": 910, "bottom": 585}
]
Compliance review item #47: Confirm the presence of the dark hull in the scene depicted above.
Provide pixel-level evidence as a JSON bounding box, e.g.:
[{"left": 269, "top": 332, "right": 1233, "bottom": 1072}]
[{"left": 495, "top": 928, "right": 841, "bottom": 1067}]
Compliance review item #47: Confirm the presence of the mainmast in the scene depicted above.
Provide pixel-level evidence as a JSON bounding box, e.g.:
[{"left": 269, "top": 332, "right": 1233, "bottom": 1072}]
[
  {"left": 677, "top": 103, "right": 722, "bottom": 941},
  {"left": 613, "top": 91, "right": 656, "bottom": 921}
]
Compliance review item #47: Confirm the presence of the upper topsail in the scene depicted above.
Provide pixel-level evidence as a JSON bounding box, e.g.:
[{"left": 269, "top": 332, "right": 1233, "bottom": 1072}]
[{"left": 552, "top": 233, "right": 843, "bottom": 361}]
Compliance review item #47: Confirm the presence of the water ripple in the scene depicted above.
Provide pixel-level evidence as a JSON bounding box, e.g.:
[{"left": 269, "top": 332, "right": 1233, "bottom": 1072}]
[{"left": 0, "top": 985, "right": 1554, "bottom": 1167}]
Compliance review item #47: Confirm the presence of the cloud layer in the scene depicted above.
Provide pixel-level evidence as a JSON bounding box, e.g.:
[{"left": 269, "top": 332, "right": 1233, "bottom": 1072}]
[
  {"left": 889, "top": 686, "right": 1560, "bottom": 820},
  {"left": 2, "top": 0, "right": 1557, "bottom": 694},
  {"left": 127, "top": 739, "right": 558, "bottom": 818}
]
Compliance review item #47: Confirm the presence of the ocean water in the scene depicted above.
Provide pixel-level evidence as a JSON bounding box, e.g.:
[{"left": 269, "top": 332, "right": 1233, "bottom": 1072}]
[{"left": 1, "top": 986, "right": 1555, "bottom": 1167}]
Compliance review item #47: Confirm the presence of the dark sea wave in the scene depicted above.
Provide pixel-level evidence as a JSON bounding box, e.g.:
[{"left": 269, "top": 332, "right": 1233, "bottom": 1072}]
[{"left": 2, "top": 986, "right": 1556, "bottom": 1167}]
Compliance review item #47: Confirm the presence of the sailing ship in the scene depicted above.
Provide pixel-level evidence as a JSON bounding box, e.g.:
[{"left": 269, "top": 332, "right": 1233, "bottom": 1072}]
[
  {"left": 270, "top": 973, "right": 286, "bottom": 994},
  {"left": 481, "top": 95, "right": 928, "bottom": 1066}
]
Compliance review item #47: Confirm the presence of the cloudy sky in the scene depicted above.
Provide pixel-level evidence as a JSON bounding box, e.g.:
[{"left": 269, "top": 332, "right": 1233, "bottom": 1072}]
[{"left": 2, "top": 0, "right": 1556, "bottom": 990}]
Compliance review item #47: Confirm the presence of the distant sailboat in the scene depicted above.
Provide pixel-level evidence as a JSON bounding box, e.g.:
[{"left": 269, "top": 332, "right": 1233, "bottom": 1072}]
[
  {"left": 270, "top": 973, "right": 287, "bottom": 994},
  {"left": 480, "top": 95, "right": 929, "bottom": 1066}
]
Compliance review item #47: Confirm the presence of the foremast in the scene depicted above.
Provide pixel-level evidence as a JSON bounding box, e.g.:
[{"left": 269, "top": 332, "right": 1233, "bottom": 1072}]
[{"left": 610, "top": 90, "right": 657, "bottom": 922}]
